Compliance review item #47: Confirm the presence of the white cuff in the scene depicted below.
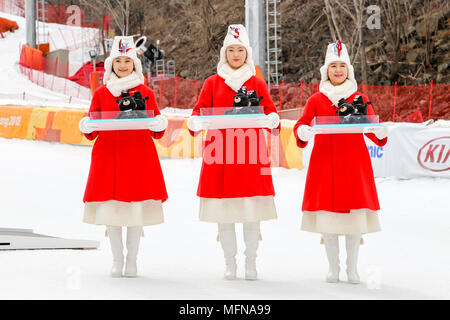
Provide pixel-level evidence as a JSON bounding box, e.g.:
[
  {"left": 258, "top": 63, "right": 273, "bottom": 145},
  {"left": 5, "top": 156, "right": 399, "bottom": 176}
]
[
  {"left": 297, "top": 125, "right": 314, "bottom": 141},
  {"left": 187, "top": 116, "right": 199, "bottom": 131},
  {"left": 79, "top": 116, "right": 93, "bottom": 134},
  {"left": 150, "top": 115, "right": 168, "bottom": 132}
]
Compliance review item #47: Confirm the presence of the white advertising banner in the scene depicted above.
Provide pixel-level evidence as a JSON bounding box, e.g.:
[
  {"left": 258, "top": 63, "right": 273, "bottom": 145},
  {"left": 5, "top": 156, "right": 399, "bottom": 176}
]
[
  {"left": 364, "top": 135, "right": 388, "bottom": 177},
  {"left": 376, "top": 122, "right": 450, "bottom": 179},
  {"left": 302, "top": 121, "right": 450, "bottom": 179}
]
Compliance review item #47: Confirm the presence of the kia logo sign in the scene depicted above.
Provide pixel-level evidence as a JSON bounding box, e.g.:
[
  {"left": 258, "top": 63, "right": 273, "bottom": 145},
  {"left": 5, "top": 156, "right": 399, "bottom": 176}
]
[{"left": 417, "top": 137, "right": 450, "bottom": 172}]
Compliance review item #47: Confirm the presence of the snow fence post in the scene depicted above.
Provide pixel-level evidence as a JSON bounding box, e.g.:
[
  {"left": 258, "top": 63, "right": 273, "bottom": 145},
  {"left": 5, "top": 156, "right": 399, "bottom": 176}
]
[
  {"left": 195, "top": 79, "right": 199, "bottom": 105},
  {"left": 428, "top": 80, "right": 433, "bottom": 120},
  {"left": 174, "top": 74, "right": 178, "bottom": 108},
  {"left": 393, "top": 81, "right": 397, "bottom": 122},
  {"left": 300, "top": 80, "right": 303, "bottom": 110},
  {"left": 159, "top": 78, "right": 163, "bottom": 109}
]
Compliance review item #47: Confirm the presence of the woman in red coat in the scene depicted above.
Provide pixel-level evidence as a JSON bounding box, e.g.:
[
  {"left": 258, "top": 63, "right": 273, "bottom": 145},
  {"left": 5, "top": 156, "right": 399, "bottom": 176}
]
[
  {"left": 187, "top": 25, "right": 280, "bottom": 280},
  {"left": 293, "top": 41, "right": 388, "bottom": 284},
  {"left": 78, "top": 36, "right": 168, "bottom": 278}
]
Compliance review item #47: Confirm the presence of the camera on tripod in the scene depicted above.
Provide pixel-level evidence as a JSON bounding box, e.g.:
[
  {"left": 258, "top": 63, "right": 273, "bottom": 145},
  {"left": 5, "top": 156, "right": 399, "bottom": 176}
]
[{"left": 135, "top": 36, "right": 164, "bottom": 67}]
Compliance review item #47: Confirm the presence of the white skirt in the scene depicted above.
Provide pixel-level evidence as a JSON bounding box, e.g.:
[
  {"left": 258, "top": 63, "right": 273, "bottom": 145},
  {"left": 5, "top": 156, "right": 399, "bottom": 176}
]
[
  {"left": 199, "top": 196, "right": 278, "bottom": 223},
  {"left": 301, "top": 209, "right": 381, "bottom": 235},
  {"left": 83, "top": 199, "right": 164, "bottom": 227}
]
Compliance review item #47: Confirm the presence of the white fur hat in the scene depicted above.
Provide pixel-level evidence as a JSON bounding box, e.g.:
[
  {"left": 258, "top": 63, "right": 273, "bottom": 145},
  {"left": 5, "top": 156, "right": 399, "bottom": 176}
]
[
  {"left": 103, "top": 36, "right": 145, "bottom": 84},
  {"left": 319, "top": 40, "right": 355, "bottom": 82},
  {"left": 217, "top": 24, "right": 256, "bottom": 75}
]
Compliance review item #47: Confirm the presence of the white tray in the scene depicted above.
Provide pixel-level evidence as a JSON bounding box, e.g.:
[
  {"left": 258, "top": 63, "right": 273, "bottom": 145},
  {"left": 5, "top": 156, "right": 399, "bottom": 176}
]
[
  {"left": 87, "top": 118, "right": 157, "bottom": 131},
  {"left": 199, "top": 113, "right": 267, "bottom": 129},
  {"left": 312, "top": 122, "right": 381, "bottom": 134}
]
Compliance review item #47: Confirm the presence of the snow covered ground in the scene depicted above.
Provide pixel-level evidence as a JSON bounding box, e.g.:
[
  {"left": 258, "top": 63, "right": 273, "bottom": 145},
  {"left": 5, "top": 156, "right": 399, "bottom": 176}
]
[{"left": 0, "top": 137, "right": 449, "bottom": 300}]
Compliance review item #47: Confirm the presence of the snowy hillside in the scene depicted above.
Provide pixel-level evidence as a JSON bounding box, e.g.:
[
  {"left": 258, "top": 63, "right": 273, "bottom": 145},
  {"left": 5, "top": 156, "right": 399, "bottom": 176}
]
[
  {"left": 0, "top": 12, "right": 99, "bottom": 108},
  {"left": 0, "top": 137, "right": 449, "bottom": 300}
]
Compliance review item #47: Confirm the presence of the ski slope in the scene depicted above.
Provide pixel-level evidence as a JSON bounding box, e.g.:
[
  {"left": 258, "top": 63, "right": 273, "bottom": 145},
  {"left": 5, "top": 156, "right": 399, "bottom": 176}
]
[
  {"left": 0, "top": 137, "right": 449, "bottom": 300},
  {"left": 0, "top": 11, "right": 98, "bottom": 108}
]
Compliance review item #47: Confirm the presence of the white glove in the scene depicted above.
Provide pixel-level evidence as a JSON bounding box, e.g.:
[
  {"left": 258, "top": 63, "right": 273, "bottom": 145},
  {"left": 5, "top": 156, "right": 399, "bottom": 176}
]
[
  {"left": 79, "top": 116, "right": 94, "bottom": 134},
  {"left": 187, "top": 115, "right": 211, "bottom": 132},
  {"left": 256, "top": 112, "right": 280, "bottom": 129},
  {"left": 149, "top": 115, "right": 168, "bottom": 132},
  {"left": 364, "top": 124, "right": 388, "bottom": 140},
  {"left": 296, "top": 125, "right": 316, "bottom": 142}
]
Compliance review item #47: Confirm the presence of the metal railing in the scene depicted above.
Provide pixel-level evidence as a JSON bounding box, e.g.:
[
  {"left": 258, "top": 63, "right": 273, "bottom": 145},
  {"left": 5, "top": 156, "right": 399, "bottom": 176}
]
[{"left": 266, "top": 0, "right": 282, "bottom": 88}]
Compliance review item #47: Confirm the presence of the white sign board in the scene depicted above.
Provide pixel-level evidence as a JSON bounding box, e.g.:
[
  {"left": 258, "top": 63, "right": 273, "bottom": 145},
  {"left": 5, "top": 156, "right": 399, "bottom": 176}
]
[{"left": 302, "top": 122, "right": 450, "bottom": 179}]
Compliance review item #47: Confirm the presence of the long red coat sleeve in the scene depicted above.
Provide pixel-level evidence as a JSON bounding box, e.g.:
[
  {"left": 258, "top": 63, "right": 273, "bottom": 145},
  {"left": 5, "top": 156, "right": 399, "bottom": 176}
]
[
  {"left": 191, "top": 75, "right": 278, "bottom": 198},
  {"left": 83, "top": 88, "right": 101, "bottom": 141},
  {"left": 83, "top": 84, "right": 168, "bottom": 203},
  {"left": 293, "top": 91, "right": 386, "bottom": 213},
  {"left": 188, "top": 77, "right": 214, "bottom": 137}
]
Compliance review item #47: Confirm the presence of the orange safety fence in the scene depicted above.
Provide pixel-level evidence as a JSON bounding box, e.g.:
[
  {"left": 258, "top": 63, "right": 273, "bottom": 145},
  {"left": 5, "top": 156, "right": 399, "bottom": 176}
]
[
  {"left": 12, "top": 47, "right": 450, "bottom": 122},
  {"left": 149, "top": 77, "right": 449, "bottom": 122},
  {"left": 20, "top": 44, "right": 105, "bottom": 88},
  {"left": 19, "top": 44, "right": 45, "bottom": 70},
  {"left": 150, "top": 76, "right": 205, "bottom": 109},
  {"left": 18, "top": 44, "right": 92, "bottom": 101},
  {"left": 362, "top": 82, "right": 449, "bottom": 122},
  {"left": 18, "top": 64, "right": 92, "bottom": 101}
]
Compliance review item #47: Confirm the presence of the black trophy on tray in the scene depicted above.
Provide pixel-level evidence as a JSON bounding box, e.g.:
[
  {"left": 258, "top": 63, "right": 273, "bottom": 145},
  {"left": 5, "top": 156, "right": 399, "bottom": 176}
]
[
  {"left": 116, "top": 91, "right": 149, "bottom": 119},
  {"left": 131, "top": 92, "right": 150, "bottom": 118},
  {"left": 225, "top": 86, "right": 263, "bottom": 115},
  {"left": 352, "top": 95, "right": 371, "bottom": 123},
  {"left": 336, "top": 95, "right": 371, "bottom": 124}
]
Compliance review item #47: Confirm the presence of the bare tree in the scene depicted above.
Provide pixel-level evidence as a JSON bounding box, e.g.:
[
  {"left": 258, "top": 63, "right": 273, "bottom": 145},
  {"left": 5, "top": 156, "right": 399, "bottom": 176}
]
[
  {"left": 323, "top": 0, "right": 342, "bottom": 42},
  {"left": 380, "top": 0, "right": 403, "bottom": 82},
  {"left": 352, "top": 0, "right": 368, "bottom": 84},
  {"left": 323, "top": 0, "right": 368, "bottom": 83},
  {"left": 201, "top": 0, "right": 218, "bottom": 53},
  {"left": 420, "top": 0, "right": 447, "bottom": 69},
  {"left": 80, "top": 0, "right": 130, "bottom": 36}
]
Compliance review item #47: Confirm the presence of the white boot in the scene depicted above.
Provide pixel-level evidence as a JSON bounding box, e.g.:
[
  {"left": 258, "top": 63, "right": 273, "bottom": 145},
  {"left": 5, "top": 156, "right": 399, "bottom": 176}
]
[
  {"left": 218, "top": 223, "right": 237, "bottom": 280},
  {"left": 345, "top": 234, "right": 361, "bottom": 284},
  {"left": 124, "top": 226, "right": 142, "bottom": 278},
  {"left": 322, "top": 233, "right": 340, "bottom": 283},
  {"left": 107, "top": 226, "right": 124, "bottom": 278},
  {"left": 243, "top": 222, "right": 260, "bottom": 281}
]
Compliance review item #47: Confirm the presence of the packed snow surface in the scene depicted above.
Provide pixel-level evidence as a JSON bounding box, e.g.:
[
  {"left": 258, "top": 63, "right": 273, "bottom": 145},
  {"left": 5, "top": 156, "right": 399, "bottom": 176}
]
[{"left": 0, "top": 137, "right": 449, "bottom": 300}]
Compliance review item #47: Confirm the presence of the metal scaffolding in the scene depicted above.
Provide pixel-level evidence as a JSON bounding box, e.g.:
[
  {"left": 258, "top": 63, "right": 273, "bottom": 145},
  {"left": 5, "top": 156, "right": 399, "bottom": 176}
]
[
  {"left": 35, "top": 0, "right": 49, "bottom": 46},
  {"left": 266, "top": 0, "right": 282, "bottom": 88},
  {"left": 245, "top": 0, "right": 266, "bottom": 77}
]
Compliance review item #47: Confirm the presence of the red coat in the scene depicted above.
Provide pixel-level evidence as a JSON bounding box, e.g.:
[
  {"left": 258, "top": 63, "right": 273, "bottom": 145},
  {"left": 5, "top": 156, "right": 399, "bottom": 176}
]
[
  {"left": 293, "top": 91, "right": 387, "bottom": 213},
  {"left": 83, "top": 84, "right": 168, "bottom": 203},
  {"left": 191, "top": 75, "right": 279, "bottom": 198}
]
